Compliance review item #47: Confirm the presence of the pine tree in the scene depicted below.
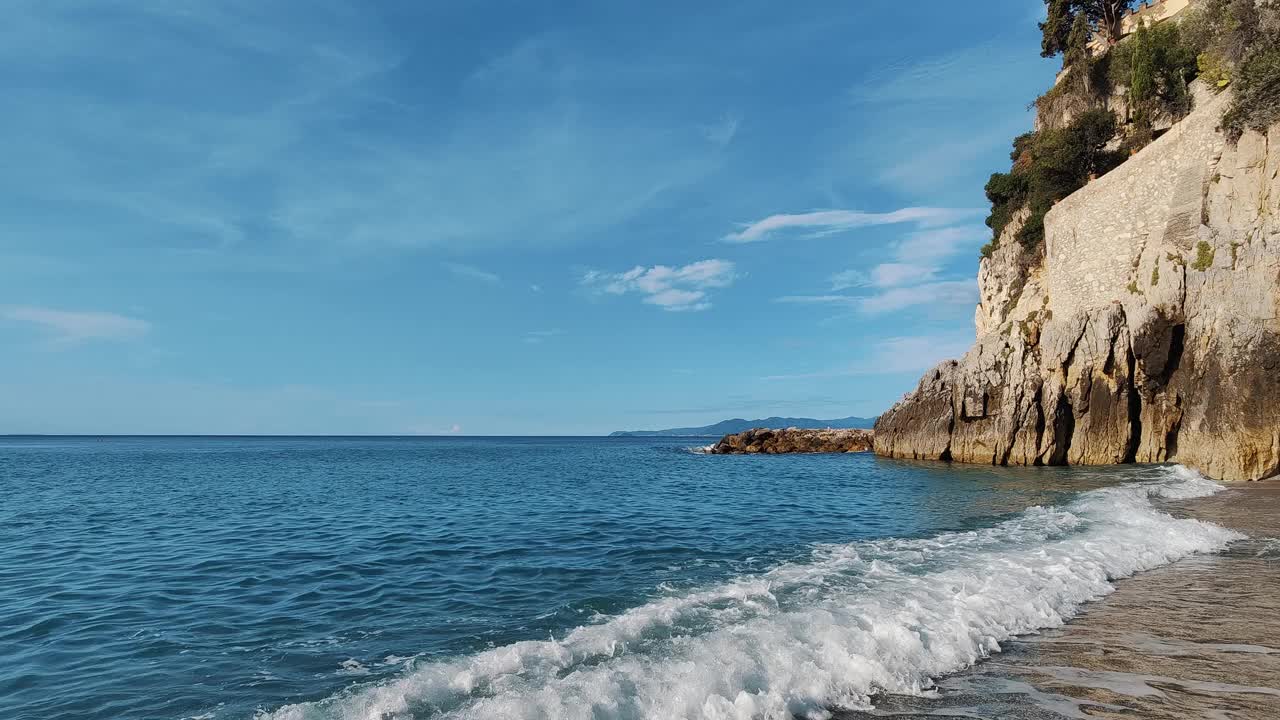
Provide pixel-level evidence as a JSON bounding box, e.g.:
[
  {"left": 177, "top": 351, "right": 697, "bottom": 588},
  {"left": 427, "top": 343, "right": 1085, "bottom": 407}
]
[{"left": 1041, "top": 1, "right": 1135, "bottom": 58}]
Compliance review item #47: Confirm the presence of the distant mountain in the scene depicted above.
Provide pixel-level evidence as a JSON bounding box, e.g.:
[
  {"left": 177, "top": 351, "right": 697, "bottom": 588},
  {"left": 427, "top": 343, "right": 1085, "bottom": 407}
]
[{"left": 609, "top": 416, "right": 877, "bottom": 437}]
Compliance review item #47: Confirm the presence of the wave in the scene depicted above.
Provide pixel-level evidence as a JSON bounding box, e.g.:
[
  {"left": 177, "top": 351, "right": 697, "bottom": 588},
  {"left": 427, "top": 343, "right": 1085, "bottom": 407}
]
[{"left": 259, "top": 466, "right": 1242, "bottom": 720}]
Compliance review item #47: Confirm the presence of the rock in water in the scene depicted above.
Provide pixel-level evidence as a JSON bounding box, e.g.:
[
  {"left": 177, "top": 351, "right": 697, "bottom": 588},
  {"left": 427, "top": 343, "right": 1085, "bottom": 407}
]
[
  {"left": 709, "top": 428, "right": 874, "bottom": 454},
  {"left": 876, "top": 84, "right": 1280, "bottom": 481}
]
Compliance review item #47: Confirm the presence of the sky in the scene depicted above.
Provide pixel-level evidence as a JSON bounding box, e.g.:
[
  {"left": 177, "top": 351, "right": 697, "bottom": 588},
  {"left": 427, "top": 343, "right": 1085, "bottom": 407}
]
[{"left": 1, "top": 0, "right": 1060, "bottom": 435}]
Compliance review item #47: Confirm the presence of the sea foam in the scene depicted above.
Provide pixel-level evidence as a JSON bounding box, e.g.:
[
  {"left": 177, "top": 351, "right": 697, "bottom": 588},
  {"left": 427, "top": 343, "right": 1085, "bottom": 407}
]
[{"left": 260, "top": 466, "right": 1241, "bottom": 720}]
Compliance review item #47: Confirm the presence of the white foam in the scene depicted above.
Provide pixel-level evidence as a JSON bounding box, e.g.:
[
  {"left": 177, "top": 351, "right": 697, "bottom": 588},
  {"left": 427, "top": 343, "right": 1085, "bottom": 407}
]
[{"left": 260, "top": 466, "right": 1242, "bottom": 720}]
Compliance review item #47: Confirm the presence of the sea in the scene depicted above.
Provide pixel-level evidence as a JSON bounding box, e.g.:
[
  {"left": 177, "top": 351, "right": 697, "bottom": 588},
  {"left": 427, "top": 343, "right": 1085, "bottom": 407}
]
[{"left": 1, "top": 436, "right": 1276, "bottom": 720}]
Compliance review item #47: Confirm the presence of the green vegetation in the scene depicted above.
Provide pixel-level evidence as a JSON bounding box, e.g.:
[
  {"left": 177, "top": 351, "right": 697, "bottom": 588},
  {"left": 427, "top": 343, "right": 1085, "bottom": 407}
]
[
  {"left": 1191, "top": 241, "right": 1216, "bottom": 271},
  {"left": 1182, "top": 0, "right": 1280, "bottom": 141},
  {"left": 983, "top": 109, "right": 1123, "bottom": 253},
  {"left": 1108, "top": 21, "right": 1197, "bottom": 146},
  {"left": 1040, "top": 1, "right": 1134, "bottom": 58},
  {"left": 1126, "top": 279, "right": 1142, "bottom": 294},
  {"left": 1151, "top": 263, "right": 1160, "bottom": 286},
  {"left": 1198, "top": 51, "right": 1232, "bottom": 88},
  {"left": 1221, "top": 42, "right": 1280, "bottom": 140},
  {"left": 982, "top": 1, "right": 1279, "bottom": 258}
]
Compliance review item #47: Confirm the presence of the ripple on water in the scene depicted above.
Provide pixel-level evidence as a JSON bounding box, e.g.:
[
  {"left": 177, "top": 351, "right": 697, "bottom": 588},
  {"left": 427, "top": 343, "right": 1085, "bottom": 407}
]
[{"left": 0, "top": 437, "right": 1267, "bottom": 720}]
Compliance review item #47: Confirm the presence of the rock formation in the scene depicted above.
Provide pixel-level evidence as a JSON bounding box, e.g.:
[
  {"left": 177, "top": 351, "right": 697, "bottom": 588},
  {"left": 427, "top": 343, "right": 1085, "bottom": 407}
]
[
  {"left": 710, "top": 428, "right": 875, "bottom": 455},
  {"left": 876, "top": 85, "right": 1280, "bottom": 481}
]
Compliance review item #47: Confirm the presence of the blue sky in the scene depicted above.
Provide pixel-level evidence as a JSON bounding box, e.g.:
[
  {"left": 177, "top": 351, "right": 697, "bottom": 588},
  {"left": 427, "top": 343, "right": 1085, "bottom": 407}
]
[{"left": 1, "top": 0, "right": 1058, "bottom": 435}]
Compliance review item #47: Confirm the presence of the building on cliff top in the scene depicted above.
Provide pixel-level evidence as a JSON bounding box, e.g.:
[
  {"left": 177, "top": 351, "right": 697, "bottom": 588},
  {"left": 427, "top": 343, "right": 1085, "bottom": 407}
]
[
  {"left": 1055, "top": 0, "right": 1199, "bottom": 85},
  {"left": 1089, "top": 0, "right": 1197, "bottom": 54}
]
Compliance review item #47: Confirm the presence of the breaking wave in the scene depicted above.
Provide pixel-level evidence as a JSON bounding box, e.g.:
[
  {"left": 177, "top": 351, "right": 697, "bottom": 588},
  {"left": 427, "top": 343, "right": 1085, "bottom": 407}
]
[{"left": 260, "top": 466, "right": 1241, "bottom": 720}]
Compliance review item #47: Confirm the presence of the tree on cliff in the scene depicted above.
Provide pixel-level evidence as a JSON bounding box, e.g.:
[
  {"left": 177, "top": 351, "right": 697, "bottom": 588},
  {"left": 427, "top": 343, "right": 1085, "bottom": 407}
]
[
  {"left": 1063, "top": 12, "right": 1096, "bottom": 91},
  {"left": 1041, "top": 1, "right": 1135, "bottom": 59}
]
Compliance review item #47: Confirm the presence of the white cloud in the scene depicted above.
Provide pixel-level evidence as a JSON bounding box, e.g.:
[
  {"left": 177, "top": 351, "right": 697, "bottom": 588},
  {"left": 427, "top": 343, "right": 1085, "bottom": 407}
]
[
  {"left": 2, "top": 305, "right": 150, "bottom": 345},
  {"left": 776, "top": 278, "right": 976, "bottom": 315},
  {"left": 810, "top": 224, "right": 988, "bottom": 314},
  {"left": 722, "top": 207, "right": 982, "bottom": 244},
  {"left": 443, "top": 262, "right": 501, "bottom": 285},
  {"left": 763, "top": 333, "right": 973, "bottom": 380},
  {"left": 858, "top": 279, "right": 977, "bottom": 314},
  {"left": 894, "top": 225, "right": 989, "bottom": 261},
  {"left": 583, "top": 259, "right": 736, "bottom": 312},
  {"left": 830, "top": 263, "right": 939, "bottom": 290}
]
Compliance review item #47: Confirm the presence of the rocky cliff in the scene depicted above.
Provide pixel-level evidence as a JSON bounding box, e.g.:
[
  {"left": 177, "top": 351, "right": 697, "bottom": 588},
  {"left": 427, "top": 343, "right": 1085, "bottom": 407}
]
[{"left": 876, "top": 85, "right": 1280, "bottom": 481}]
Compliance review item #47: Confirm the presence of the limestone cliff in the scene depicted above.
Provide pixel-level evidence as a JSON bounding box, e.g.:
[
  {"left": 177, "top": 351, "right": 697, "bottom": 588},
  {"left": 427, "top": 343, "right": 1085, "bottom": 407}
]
[{"left": 876, "top": 85, "right": 1280, "bottom": 481}]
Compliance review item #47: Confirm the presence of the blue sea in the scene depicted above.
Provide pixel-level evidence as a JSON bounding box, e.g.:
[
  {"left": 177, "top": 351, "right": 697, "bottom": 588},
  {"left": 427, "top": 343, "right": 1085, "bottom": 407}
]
[{"left": 0, "top": 436, "right": 1242, "bottom": 720}]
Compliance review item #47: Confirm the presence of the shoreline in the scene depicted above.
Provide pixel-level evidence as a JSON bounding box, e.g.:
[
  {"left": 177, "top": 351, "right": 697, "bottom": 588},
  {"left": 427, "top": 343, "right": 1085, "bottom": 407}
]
[{"left": 838, "top": 481, "right": 1280, "bottom": 719}]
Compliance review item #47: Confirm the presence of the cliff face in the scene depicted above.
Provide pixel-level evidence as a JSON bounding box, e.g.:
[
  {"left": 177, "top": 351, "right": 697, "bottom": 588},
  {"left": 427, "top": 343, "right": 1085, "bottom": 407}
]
[{"left": 876, "top": 86, "right": 1280, "bottom": 481}]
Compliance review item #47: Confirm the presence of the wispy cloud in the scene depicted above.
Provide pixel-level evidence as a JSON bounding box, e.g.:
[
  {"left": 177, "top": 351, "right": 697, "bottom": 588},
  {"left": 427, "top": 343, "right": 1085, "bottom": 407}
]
[
  {"left": 701, "top": 114, "right": 740, "bottom": 147},
  {"left": 356, "top": 400, "right": 404, "bottom": 409},
  {"left": 407, "top": 421, "right": 464, "bottom": 435},
  {"left": 722, "top": 207, "right": 982, "bottom": 244},
  {"left": 443, "top": 262, "right": 501, "bottom": 285},
  {"left": 2, "top": 306, "right": 150, "bottom": 345},
  {"left": 894, "top": 225, "right": 989, "bottom": 260},
  {"left": 857, "top": 279, "right": 977, "bottom": 314},
  {"left": 777, "top": 279, "right": 976, "bottom": 315},
  {"left": 794, "top": 223, "right": 988, "bottom": 313},
  {"left": 523, "top": 329, "right": 563, "bottom": 344},
  {"left": 582, "top": 259, "right": 736, "bottom": 312},
  {"left": 2, "top": 3, "right": 729, "bottom": 267},
  {"left": 829, "top": 263, "right": 939, "bottom": 291},
  {"left": 763, "top": 333, "right": 973, "bottom": 380},
  {"left": 876, "top": 127, "right": 1023, "bottom": 194}
]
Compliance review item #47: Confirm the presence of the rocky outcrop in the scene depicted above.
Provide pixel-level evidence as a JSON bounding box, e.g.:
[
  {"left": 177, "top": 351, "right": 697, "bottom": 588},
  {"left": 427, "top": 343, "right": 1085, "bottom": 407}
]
[
  {"left": 710, "top": 428, "right": 874, "bottom": 455},
  {"left": 876, "top": 85, "right": 1280, "bottom": 481}
]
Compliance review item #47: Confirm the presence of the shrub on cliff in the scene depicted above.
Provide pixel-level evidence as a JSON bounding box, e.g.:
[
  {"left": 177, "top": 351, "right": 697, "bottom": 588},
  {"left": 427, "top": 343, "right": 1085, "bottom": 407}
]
[
  {"left": 983, "top": 109, "right": 1123, "bottom": 254},
  {"left": 1182, "top": 0, "right": 1263, "bottom": 67},
  {"left": 1108, "top": 21, "right": 1197, "bottom": 140},
  {"left": 1183, "top": 0, "right": 1280, "bottom": 141},
  {"left": 1221, "top": 3, "right": 1280, "bottom": 141},
  {"left": 1222, "top": 44, "right": 1280, "bottom": 140}
]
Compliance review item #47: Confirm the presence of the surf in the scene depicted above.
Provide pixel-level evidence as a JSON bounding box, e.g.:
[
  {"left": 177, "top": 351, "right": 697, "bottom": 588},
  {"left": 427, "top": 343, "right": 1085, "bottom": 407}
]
[{"left": 260, "top": 466, "right": 1242, "bottom": 720}]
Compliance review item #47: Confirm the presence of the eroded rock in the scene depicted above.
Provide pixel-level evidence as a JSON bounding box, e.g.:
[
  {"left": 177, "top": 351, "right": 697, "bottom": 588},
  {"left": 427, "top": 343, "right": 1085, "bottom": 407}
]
[
  {"left": 710, "top": 428, "right": 875, "bottom": 455},
  {"left": 876, "top": 85, "right": 1280, "bottom": 481}
]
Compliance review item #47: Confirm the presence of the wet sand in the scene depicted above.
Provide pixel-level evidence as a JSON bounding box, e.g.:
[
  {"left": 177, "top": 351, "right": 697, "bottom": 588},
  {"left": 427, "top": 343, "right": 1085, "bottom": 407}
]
[{"left": 839, "top": 480, "right": 1280, "bottom": 720}]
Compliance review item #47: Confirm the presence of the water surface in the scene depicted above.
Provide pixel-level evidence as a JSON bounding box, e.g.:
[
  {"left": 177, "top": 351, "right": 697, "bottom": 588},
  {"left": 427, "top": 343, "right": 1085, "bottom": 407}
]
[{"left": 0, "top": 436, "right": 1256, "bottom": 719}]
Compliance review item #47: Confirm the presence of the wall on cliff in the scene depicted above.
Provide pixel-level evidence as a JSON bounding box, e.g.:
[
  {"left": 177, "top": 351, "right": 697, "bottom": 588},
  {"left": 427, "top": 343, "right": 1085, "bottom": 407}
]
[{"left": 876, "top": 84, "right": 1280, "bottom": 480}]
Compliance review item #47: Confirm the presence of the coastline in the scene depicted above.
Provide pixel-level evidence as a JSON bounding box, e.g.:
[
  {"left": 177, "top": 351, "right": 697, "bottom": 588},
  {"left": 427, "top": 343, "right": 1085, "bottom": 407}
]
[{"left": 839, "top": 480, "right": 1280, "bottom": 719}]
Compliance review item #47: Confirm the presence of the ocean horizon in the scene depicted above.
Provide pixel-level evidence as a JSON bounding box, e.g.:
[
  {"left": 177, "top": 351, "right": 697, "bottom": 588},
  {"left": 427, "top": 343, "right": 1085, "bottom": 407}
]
[{"left": 5, "top": 1, "right": 1279, "bottom": 718}]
